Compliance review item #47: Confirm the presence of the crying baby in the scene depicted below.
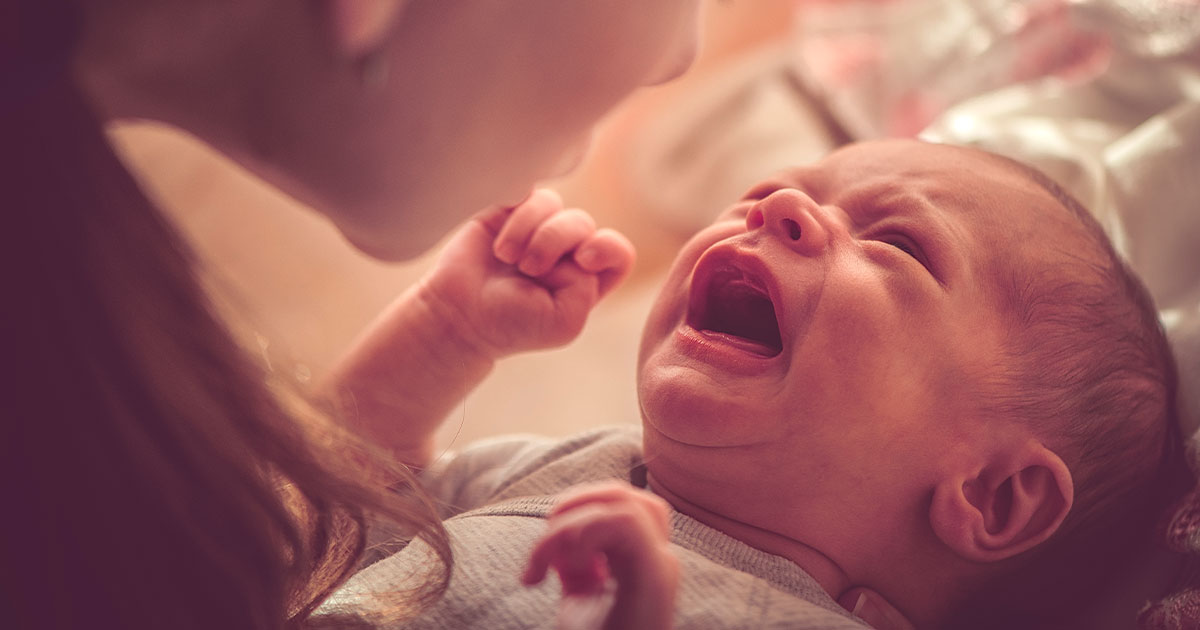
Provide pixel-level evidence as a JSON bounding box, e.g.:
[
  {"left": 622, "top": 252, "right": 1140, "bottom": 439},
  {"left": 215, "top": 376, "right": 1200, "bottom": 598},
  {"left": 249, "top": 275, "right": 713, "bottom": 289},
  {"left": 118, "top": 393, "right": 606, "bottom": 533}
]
[{"left": 327, "top": 139, "right": 1185, "bottom": 630}]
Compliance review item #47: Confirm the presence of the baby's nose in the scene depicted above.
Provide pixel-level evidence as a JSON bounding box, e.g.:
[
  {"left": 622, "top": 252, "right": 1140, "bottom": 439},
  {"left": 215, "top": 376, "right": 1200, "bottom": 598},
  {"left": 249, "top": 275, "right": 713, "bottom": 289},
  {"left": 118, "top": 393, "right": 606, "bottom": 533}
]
[{"left": 745, "top": 189, "right": 830, "bottom": 256}]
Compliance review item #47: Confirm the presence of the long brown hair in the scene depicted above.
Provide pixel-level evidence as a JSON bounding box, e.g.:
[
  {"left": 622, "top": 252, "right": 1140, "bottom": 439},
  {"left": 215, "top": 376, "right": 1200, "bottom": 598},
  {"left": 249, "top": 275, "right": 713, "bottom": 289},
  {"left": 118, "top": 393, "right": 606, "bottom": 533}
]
[{"left": 2, "top": 3, "right": 449, "bottom": 628}]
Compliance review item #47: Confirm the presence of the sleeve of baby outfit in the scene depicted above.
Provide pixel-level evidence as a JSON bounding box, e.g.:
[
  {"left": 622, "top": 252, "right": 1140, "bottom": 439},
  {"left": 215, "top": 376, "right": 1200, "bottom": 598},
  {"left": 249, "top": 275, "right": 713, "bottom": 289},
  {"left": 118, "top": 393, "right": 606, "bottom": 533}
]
[
  {"left": 357, "top": 434, "right": 559, "bottom": 569},
  {"left": 420, "top": 434, "right": 560, "bottom": 519}
]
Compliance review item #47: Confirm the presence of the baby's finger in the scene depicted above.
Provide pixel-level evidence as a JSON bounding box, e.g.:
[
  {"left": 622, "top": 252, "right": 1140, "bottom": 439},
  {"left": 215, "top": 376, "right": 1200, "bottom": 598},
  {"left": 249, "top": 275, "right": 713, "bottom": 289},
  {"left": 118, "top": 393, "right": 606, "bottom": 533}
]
[
  {"left": 523, "top": 513, "right": 606, "bottom": 591},
  {"left": 573, "top": 228, "right": 636, "bottom": 298},
  {"left": 494, "top": 188, "right": 563, "bottom": 264},
  {"left": 550, "top": 483, "right": 670, "bottom": 535},
  {"left": 522, "top": 539, "right": 554, "bottom": 586},
  {"left": 838, "top": 587, "right": 916, "bottom": 630},
  {"left": 559, "top": 504, "right": 666, "bottom": 576},
  {"left": 518, "top": 208, "right": 596, "bottom": 277},
  {"left": 526, "top": 500, "right": 678, "bottom": 630},
  {"left": 525, "top": 507, "right": 625, "bottom": 591}
]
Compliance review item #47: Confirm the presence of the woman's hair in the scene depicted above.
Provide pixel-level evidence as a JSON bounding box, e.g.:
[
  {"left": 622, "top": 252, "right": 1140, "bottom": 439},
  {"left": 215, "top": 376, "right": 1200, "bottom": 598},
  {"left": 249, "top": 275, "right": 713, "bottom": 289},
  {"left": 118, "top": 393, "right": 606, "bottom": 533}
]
[{"left": 2, "top": 2, "right": 449, "bottom": 628}]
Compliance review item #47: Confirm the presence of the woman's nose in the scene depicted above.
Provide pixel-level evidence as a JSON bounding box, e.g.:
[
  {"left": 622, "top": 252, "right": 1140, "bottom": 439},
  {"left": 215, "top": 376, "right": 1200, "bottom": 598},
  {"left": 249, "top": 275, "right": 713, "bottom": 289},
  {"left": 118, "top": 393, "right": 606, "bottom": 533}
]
[{"left": 745, "top": 189, "right": 830, "bottom": 256}]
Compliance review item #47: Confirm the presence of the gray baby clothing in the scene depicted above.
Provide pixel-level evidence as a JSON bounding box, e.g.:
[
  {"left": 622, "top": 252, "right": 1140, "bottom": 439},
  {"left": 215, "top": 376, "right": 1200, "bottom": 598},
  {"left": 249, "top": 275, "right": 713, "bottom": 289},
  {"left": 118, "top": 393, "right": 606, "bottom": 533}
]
[{"left": 325, "top": 427, "right": 868, "bottom": 629}]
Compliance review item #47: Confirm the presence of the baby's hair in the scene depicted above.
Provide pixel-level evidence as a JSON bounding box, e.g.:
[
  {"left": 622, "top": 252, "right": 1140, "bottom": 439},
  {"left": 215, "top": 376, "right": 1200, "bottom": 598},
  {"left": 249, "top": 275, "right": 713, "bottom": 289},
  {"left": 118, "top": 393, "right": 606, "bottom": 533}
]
[{"left": 947, "top": 153, "right": 1193, "bottom": 628}]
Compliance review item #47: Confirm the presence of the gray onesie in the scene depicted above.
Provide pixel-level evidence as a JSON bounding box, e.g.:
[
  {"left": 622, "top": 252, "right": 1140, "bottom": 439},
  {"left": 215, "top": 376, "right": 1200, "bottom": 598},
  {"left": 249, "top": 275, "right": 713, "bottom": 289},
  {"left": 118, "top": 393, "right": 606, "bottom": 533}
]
[{"left": 324, "top": 427, "right": 869, "bottom": 629}]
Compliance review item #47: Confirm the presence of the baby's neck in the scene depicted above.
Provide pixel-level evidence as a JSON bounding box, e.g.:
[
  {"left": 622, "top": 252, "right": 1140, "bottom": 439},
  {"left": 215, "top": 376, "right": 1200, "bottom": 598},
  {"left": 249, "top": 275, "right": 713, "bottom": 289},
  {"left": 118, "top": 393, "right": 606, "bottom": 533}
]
[{"left": 646, "top": 471, "right": 852, "bottom": 603}]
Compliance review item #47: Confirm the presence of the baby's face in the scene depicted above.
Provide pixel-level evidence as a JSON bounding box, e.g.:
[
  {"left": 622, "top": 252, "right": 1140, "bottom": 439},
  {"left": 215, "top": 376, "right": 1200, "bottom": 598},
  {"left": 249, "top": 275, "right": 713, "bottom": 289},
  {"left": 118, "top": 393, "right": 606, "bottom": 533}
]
[{"left": 637, "top": 140, "right": 1085, "bottom": 533}]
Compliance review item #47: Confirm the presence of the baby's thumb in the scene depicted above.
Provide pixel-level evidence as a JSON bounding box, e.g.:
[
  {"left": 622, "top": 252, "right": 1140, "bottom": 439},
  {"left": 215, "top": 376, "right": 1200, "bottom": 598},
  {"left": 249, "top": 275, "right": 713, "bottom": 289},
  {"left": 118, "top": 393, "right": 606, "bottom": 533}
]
[{"left": 838, "top": 587, "right": 916, "bottom": 630}]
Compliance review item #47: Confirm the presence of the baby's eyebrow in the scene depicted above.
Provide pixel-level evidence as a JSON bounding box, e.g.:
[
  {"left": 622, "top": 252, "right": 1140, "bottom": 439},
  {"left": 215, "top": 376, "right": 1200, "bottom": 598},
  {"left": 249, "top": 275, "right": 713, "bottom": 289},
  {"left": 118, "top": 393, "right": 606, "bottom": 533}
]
[
  {"left": 841, "top": 174, "right": 973, "bottom": 222},
  {"left": 845, "top": 183, "right": 966, "bottom": 276},
  {"left": 842, "top": 185, "right": 932, "bottom": 225}
]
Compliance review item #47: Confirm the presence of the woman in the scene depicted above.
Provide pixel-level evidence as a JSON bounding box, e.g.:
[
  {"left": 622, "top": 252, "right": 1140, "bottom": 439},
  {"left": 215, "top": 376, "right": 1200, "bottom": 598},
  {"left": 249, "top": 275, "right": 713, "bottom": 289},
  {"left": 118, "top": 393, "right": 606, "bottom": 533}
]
[{"left": 1, "top": 1, "right": 701, "bottom": 628}]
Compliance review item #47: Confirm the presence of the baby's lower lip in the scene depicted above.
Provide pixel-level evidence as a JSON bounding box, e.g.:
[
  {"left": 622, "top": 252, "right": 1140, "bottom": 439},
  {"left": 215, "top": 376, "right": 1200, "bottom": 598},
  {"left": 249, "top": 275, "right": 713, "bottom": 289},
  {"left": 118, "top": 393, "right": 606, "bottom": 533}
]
[
  {"left": 697, "top": 330, "right": 780, "bottom": 357},
  {"left": 672, "top": 325, "right": 782, "bottom": 375}
]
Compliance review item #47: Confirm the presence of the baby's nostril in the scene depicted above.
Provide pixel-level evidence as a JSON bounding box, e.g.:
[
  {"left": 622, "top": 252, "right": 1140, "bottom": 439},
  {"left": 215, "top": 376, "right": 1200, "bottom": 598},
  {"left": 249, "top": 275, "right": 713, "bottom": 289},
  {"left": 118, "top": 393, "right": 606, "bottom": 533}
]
[{"left": 782, "top": 218, "right": 802, "bottom": 241}]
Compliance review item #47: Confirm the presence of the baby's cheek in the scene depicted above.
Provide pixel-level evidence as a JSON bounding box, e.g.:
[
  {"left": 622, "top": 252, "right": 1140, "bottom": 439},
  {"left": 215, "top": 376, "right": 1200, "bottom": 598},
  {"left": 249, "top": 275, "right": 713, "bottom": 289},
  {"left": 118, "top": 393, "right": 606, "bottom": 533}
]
[{"left": 638, "top": 289, "right": 680, "bottom": 361}]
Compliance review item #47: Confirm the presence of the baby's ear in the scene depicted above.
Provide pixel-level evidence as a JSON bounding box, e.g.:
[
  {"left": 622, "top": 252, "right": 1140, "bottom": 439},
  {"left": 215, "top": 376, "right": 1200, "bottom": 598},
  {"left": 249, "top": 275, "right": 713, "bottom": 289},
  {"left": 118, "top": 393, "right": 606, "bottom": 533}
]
[
  {"left": 321, "top": 0, "right": 409, "bottom": 58},
  {"left": 929, "top": 442, "right": 1073, "bottom": 563}
]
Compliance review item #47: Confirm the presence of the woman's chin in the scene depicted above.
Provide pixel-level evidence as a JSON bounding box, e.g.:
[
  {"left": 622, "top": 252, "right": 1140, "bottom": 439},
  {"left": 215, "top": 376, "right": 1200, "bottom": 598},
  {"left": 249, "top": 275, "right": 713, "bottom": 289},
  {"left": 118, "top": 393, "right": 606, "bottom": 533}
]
[{"left": 336, "top": 222, "right": 433, "bottom": 263}]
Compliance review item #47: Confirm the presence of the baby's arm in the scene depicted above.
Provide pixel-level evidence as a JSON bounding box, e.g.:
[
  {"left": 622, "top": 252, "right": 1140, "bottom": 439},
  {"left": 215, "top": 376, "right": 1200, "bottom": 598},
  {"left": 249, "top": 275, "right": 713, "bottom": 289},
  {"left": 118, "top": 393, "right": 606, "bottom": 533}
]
[
  {"left": 321, "top": 190, "right": 634, "bottom": 469},
  {"left": 523, "top": 482, "right": 678, "bottom": 630}
]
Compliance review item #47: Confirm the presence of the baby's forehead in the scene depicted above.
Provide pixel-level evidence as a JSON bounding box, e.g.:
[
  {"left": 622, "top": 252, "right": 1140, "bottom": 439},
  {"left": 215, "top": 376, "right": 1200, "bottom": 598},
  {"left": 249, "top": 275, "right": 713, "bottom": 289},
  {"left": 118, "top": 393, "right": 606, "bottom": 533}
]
[{"left": 773, "top": 141, "right": 1034, "bottom": 202}]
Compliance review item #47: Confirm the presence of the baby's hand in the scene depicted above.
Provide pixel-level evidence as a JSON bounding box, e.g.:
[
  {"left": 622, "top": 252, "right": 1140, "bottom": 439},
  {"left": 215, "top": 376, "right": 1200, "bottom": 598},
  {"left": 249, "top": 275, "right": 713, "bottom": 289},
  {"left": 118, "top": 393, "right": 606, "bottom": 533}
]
[
  {"left": 838, "top": 587, "right": 917, "bottom": 630},
  {"left": 420, "top": 189, "right": 635, "bottom": 360},
  {"left": 522, "top": 481, "right": 678, "bottom": 630}
]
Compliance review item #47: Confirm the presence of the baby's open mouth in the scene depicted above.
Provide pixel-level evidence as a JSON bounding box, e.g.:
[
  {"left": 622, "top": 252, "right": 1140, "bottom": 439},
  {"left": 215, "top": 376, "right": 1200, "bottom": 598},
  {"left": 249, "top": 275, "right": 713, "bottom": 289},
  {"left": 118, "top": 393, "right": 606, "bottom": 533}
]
[{"left": 690, "top": 265, "right": 783, "bottom": 357}]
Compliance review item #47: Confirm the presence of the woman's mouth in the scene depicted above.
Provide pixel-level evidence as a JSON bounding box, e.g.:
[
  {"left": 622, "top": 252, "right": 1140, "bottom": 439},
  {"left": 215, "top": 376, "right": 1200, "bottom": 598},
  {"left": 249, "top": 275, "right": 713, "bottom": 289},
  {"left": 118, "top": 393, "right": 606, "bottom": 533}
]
[{"left": 687, "top": 262, "right": 783, "bottom": 357}]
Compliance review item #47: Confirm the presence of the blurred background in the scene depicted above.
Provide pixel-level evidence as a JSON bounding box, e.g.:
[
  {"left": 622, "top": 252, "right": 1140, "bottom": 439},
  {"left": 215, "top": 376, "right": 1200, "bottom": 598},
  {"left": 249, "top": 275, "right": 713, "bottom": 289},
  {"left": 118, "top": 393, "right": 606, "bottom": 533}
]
[{"left": 107, "top": 0, "right": 1198, "bottom": 454}]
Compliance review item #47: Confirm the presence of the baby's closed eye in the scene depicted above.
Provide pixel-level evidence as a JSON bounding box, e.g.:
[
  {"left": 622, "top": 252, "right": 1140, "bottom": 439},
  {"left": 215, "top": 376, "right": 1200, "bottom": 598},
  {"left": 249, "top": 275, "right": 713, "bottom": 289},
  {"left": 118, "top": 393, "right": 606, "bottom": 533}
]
[
  {"left": 880, "top": 236, "right": 919, "bottom": 260},
  {"left": 869, "top": 232, "right": 935, "bottom": 279}
]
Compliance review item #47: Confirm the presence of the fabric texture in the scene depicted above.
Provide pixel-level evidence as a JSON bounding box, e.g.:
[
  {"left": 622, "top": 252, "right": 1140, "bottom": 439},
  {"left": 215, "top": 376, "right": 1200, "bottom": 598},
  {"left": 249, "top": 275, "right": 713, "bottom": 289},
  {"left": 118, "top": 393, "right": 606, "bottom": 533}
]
[{"left": 325, "top": 427, "right": 868, "bottom": 630}]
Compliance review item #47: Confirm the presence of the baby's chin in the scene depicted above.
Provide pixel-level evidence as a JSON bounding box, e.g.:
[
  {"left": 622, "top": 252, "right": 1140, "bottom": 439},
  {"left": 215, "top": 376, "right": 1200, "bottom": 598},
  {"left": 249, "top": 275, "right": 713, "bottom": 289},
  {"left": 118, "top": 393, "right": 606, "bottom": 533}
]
[{"left": 637, "top": 368, "right": 770, "bottom": 450}]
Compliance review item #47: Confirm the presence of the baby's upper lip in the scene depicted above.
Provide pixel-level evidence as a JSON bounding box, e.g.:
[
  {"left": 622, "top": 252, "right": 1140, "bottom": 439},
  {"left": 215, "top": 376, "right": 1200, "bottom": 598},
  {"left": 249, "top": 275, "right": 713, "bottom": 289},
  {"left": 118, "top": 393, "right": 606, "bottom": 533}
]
[{"left": 686, "top": 246, "right": 786, "bottom": 357}]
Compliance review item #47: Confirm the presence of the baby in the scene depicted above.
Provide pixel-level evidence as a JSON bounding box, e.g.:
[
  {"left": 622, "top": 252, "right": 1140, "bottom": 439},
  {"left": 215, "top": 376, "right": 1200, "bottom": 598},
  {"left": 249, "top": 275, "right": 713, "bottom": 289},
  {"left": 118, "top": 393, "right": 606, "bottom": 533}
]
[{"left": 322, "top": 140, "right": 1187, "bottom": 629}]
